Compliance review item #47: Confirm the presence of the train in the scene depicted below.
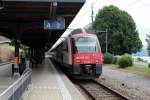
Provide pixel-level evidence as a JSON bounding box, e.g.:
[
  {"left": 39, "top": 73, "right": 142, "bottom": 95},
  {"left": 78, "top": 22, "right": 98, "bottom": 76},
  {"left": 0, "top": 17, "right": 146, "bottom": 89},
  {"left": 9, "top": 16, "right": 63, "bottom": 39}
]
[{"left": 51, "top": 29, "right": 103, "bottom": 79}]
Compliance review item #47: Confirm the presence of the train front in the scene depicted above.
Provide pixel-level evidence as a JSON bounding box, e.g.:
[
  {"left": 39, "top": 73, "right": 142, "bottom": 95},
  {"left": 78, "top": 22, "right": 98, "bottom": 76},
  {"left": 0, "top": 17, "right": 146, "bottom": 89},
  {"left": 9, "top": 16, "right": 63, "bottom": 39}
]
[{"left": 71, "top": 33, "right": 103, "bottom": 79}]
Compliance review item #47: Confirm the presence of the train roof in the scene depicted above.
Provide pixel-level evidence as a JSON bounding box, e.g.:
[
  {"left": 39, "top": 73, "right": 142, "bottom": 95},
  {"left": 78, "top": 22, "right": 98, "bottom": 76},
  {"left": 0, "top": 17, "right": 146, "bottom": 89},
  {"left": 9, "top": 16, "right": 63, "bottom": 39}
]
[{"left": 71, "top": 33, "right": 96, "bottom": 38}]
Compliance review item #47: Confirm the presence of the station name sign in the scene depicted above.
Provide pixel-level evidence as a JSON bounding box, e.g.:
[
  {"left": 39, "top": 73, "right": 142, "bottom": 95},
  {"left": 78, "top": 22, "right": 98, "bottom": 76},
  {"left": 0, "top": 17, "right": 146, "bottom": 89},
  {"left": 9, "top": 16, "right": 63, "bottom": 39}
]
[{"left": 44, "top": 18, "right": 65, "bottom": 30}]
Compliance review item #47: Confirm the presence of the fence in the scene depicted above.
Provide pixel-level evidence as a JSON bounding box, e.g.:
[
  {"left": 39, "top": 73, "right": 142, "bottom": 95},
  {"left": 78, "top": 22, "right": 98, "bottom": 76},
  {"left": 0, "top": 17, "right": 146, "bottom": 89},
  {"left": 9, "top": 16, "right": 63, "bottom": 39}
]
[{"left": 0, "top": 69, "right": 32, "bottom": 100}]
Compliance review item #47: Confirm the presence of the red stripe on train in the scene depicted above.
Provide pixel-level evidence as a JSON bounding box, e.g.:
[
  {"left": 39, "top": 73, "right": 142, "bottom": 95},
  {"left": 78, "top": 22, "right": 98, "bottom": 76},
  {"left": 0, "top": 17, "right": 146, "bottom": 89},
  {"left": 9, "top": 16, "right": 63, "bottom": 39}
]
[{"left": 72, "top": 53, "right": 103, "bottom": 64}]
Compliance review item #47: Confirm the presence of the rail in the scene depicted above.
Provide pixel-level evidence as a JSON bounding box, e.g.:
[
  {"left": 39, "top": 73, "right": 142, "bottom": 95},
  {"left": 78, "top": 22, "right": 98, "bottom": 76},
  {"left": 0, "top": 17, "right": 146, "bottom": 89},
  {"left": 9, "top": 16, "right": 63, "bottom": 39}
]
[
  {"left": 76, "top": 80, "right": 129, "bottom": 100},
  {"left": 0, "top": 69, "right": 32, "bottom": 100}
]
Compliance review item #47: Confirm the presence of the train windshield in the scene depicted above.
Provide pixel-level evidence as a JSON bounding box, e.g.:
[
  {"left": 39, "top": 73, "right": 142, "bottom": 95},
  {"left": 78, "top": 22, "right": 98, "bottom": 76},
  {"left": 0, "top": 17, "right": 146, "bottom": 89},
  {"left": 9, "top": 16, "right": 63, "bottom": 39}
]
[{"left": 73, "top": 37, "right": 100, "bottom": 53}]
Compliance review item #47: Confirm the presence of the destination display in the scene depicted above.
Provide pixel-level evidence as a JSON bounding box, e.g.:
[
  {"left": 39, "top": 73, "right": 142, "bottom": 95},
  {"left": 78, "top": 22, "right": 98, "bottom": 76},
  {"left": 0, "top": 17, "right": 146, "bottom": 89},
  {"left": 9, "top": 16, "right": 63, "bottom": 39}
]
[{"left": 44, "top": 19, "right": 65, "bottom": 30}]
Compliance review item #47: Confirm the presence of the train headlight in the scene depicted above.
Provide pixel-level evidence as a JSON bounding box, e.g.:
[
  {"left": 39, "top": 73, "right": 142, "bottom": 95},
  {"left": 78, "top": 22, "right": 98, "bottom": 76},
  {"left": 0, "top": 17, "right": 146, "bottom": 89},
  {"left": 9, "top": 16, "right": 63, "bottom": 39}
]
[
  {"left": 76, "top": 59, "right": 81, "bottom": 63},
  {"left": 95, "top": 59, "right": 99, "bottom": 63}
]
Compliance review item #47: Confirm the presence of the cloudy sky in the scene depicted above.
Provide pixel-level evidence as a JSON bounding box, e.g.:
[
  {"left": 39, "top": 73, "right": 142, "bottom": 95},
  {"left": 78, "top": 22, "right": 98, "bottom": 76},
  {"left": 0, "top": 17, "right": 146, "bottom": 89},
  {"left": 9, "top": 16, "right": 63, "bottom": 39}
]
[
  {"left": 69, "top": 0, "right": 150, "bottom": 46},
  {"left": 51, "top": 0, "right": 150, "bottom": 50}
]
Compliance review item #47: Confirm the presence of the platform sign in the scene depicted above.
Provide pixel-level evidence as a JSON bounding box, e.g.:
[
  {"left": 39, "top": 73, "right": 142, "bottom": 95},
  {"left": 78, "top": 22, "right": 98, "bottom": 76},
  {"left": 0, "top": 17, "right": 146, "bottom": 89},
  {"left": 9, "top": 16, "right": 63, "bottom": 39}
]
[{"left": 44, "top": 19, "right": 65, "bottom": 30}]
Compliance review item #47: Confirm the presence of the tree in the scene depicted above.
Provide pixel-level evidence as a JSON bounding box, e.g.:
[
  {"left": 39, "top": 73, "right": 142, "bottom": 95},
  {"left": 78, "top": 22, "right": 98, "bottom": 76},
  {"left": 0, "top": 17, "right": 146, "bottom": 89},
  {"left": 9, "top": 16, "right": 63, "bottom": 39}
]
[
  {"left": 146, "top": 34, "right": 150, "bottom": 56},
  {"left": 91, "top": 5, "right": 142, "bottom": 55}
]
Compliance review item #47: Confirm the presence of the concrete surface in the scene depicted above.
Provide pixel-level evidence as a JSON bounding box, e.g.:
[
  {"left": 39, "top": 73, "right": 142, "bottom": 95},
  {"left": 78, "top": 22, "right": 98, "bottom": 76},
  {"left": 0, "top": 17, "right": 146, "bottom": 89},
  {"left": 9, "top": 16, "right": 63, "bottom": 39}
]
[{"left": 23, "top": 58, "right": 86, "bottom": 100}]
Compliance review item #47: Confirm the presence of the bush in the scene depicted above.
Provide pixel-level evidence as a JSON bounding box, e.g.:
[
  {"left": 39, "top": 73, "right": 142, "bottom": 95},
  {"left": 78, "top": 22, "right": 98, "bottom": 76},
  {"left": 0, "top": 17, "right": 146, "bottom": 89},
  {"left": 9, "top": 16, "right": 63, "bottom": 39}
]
[
  {"left": 137, "top": 57, "right": 144, "bottom": 62},
  {"left": 103, "top": 53, "right": 114, "bottom": 64},
  {"left": 118, "top": 54, "right": 133, "bottom": 68},
  {"left": 148, "top": 63, "right": 150, "bottom": 68}
]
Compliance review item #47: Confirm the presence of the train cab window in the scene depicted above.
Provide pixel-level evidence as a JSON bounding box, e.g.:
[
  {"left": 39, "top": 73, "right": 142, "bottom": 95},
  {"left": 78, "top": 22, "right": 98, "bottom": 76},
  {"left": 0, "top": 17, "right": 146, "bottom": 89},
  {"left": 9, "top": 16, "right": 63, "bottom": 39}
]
[
  {"left": 73, "top": 37, "right": 100, "bottom": 53},
  {"left": 76, "top": 37, "right": 97, "bottom": 42}
]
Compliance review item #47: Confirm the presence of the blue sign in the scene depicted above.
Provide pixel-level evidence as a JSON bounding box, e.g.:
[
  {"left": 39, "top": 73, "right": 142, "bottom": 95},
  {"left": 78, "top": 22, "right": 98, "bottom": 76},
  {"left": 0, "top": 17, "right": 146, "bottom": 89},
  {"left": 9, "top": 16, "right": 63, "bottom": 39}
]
[{"left": 44, "top": 19, "right": 65, "bottom": 30}]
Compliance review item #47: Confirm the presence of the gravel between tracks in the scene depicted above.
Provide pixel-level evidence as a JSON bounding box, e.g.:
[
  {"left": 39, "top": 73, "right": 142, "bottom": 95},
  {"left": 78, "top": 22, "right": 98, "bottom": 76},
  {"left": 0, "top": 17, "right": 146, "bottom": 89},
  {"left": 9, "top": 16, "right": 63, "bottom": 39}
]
[{"left": 97, "top": 67, "right": 150, "bottom": 100}]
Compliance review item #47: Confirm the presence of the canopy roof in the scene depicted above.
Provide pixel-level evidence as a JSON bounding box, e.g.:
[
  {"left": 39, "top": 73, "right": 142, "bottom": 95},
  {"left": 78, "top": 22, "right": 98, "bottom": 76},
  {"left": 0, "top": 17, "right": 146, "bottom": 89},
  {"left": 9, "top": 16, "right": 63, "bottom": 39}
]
[{"left": 0, "top": 0, "right": 85, "bottom": 51}]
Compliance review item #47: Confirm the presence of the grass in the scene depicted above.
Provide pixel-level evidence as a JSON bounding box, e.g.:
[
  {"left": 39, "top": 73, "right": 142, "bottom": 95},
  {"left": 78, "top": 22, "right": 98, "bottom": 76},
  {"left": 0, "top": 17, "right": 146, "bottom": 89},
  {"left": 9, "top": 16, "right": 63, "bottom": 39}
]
[
  {"left": 127, "top": 66, "right": 150, "bottom": 73},
  {"left": 104, "top": 64, "right": 150, "bottom": 73}
]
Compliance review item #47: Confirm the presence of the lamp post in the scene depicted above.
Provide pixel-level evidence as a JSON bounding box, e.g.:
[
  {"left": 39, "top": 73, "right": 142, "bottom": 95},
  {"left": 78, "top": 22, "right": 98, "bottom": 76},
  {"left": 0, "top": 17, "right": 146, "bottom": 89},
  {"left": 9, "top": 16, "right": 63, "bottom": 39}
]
[
  {"left": 105, "top": 29, "right": 108, "bottom": 53},
  {"left": 95, "top": 29, "right": 108, "bottom": 53}
]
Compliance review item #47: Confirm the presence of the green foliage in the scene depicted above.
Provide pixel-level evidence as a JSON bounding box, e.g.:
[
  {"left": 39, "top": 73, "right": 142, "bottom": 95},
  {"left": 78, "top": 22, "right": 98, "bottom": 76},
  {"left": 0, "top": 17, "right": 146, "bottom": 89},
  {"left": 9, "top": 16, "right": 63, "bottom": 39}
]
[
  {"left": 147, "top": 46, "right": 150, "bottom": 56},
  {"left": 103, "top": 53, "right": 114, "bottom": 64},
  {"left": 91, "top": 5, "right": 142, "bottom": 55},
  {"left": 118, "top": 54, "right": 133, "bottom": 68},
  {"left": 137, "top": 57, "right": 144, "bottom": 62},
  {"left": 148, "top": 63, "right": 150, "bottom": 68},
  {"left": 147, "top": 45, "right": 150, "bottom": 56}
]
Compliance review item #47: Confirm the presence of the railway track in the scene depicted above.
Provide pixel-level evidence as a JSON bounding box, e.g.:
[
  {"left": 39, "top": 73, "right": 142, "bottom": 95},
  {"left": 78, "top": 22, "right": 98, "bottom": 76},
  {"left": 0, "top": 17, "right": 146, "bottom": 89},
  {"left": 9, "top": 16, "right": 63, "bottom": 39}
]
[{"left": 76, "top": 80, "right": 129, "bottom": 100}]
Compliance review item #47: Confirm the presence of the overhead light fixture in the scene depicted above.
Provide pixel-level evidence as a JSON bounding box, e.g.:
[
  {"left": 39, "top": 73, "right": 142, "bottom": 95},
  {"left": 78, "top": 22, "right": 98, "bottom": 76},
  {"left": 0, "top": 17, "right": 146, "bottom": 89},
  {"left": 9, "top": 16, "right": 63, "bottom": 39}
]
[
  {"left": 0, "top": 0, "right": 4, "bottom": 10},
  {"left": 53, "top": 2, "right": 57, "bottom": 7}
]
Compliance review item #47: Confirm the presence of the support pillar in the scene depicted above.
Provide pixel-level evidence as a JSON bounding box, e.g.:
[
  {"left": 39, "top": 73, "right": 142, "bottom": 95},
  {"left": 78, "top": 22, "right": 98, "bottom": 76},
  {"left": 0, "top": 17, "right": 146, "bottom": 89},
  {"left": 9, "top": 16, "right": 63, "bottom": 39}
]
[
  {"left": 25, "top": 48, "right": 30, "bottom": 69},
  {"left": 12, "top": 39, "right": 20, "bottom": 76}
]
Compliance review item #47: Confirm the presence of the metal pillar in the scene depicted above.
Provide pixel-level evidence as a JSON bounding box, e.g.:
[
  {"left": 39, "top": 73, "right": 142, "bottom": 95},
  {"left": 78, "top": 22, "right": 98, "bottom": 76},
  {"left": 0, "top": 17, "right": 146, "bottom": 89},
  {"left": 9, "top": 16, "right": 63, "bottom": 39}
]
[
  {"left": 91, "top": 4, "right": 94, "bottom": 24},
  {"left": 25, "top": 48, "right": 31, "bottom": 69},
  {"left": 105, "top": 29, "right": 108, "bottom": 53},
  {"left": 14, "top": 39, "right": 20, "bottom": 57},
  {"left": 13, "top": 39, "right": 20, "bottom": 76},
  {"left": 94, "top": 29, "right": 108, "bottom": 53}
]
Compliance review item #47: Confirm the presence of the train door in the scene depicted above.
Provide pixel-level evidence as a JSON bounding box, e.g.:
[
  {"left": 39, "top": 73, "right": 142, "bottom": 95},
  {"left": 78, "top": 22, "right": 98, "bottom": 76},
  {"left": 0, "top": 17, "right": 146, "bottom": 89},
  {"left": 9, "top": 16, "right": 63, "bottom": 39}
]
[
  {"left": 62, "top": 41, "right": 67, "bottom": 64},
  {"left": 67, "top": 37, "right": 72, "bottom": 65}
]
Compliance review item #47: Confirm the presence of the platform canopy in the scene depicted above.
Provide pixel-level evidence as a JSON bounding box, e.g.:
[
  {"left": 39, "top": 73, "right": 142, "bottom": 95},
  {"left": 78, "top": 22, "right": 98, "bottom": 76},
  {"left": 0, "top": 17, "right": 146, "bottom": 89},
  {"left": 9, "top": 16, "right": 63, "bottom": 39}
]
[{"left": 0, "top": 0, "right": 85, "bottom": 51}]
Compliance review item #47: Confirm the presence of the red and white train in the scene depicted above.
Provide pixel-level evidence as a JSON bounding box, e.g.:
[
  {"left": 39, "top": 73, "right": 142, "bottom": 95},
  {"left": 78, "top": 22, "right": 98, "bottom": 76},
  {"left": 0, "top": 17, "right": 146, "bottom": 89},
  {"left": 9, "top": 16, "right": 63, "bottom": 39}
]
[{"left": 51, "top": 30, "right": 103, "bottom": 79}]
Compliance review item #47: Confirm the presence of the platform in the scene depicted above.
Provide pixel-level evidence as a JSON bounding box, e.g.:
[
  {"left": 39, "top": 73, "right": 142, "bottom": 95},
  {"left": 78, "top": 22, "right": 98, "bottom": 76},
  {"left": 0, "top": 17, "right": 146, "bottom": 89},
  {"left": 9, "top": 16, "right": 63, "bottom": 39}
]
[
  {"left": 0, "top": 77, "right": 17, "bottom": 94},
  {"left": 23, "top": 58, "right": 86, "bottom": 100}
]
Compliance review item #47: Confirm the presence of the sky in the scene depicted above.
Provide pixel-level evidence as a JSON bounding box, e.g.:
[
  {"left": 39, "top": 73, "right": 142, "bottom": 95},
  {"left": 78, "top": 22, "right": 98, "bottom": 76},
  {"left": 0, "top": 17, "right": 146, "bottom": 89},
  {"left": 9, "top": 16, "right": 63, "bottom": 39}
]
[{"left": 51, "top": 0, "right": 150, "bottom": 50}]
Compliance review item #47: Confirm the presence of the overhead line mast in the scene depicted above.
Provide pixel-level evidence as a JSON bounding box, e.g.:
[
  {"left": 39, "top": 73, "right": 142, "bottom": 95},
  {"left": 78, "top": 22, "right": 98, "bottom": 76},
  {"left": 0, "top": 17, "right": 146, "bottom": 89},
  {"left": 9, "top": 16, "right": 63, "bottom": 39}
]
[{"left": 91, "top": 4, "right": 94, "bottom": 24}]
